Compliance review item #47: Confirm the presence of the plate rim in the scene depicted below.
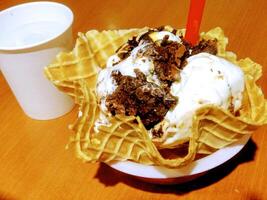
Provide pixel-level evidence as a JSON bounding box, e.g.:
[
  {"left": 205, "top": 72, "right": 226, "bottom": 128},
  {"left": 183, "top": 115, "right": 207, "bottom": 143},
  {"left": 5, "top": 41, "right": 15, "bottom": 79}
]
[{"left": 107, "top": 134, "right": 251, "bottom": 179}]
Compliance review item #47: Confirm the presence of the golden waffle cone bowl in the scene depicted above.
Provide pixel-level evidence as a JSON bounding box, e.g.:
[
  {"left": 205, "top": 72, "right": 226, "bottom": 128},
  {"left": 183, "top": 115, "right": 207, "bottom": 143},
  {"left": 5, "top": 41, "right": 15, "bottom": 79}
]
[{"left": 45, "top": 26, "right": 267, "bottom": 168}]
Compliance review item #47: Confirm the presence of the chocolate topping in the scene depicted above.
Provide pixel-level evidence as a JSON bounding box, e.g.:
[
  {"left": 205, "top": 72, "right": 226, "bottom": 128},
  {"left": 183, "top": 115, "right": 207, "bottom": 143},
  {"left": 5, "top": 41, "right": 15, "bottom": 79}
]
[
  {"left": 152, "top": 126, "right": 164, "bottom": 138},
  {"left": 106, "top": 70, "right": 178, "bottom": 129},
  {"left": 153, "top": 41, "right": 186, "bottom": 83},
  {"left": 117, "top": 36, "right": 139, "bottom": 60},
  {"left": 182, "top": 38, "right": 218, "bottom": 57}
]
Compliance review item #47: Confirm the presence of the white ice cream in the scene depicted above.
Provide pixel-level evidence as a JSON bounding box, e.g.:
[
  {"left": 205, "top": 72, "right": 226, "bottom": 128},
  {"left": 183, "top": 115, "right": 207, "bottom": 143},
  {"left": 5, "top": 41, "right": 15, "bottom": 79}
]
[
  {"left": 96, "top": 31, "right": 245, "bottom": 148},
  {"left": 160, "top": 52, "right": 244, "bottom": 146}
]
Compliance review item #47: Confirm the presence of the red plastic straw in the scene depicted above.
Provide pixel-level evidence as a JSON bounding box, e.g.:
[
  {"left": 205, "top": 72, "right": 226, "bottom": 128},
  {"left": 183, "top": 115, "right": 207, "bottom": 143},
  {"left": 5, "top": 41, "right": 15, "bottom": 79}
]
[{"left": 185, "top": 0, "right": 206, "bottom": 45}]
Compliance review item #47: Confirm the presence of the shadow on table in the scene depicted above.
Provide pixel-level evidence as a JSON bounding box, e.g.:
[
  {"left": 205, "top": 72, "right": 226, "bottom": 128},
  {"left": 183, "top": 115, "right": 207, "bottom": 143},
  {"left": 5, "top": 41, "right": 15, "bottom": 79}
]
[
  {"left": 95, "top": 138, "right": 257, "bottom": 194},
  {"left": 0, "top": 193, "right": 16, "bottom": 200}
]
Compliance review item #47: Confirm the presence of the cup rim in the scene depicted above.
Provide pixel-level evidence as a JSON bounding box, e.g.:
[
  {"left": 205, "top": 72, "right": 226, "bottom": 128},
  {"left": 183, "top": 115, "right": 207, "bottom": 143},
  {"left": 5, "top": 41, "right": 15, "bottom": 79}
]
[{"left": 0, "top": 1, "right": 74, "bottom": 51}]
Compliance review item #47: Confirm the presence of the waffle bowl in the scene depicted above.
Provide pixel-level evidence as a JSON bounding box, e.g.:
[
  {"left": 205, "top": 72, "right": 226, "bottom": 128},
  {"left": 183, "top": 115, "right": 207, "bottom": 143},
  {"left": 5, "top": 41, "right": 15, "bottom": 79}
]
[
  {"left": 44, "top": 26, "right": 267, "bottom": 171},
  {"left": 109, "top": 134, "right": 251, "bottom": 184}
]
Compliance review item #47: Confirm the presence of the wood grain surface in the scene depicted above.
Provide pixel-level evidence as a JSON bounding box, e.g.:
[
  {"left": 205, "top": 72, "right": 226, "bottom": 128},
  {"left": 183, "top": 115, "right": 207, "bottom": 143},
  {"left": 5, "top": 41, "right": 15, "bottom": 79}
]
[{"left": 0, "top": 0, "right": 267, "bottom": 199}]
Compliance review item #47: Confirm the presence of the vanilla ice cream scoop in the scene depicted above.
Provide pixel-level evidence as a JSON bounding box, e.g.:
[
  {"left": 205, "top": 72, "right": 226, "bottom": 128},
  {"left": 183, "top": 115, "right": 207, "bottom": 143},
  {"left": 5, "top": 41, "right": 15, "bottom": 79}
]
[
  {"left": 96, "top": 30, "right": 179, "bottom": 113},
  {"left": 95, "top": 29, "right": 244, "bottom": 149},
  {"left": 157, "top": 52, "right": 244, "bottom": 147}
]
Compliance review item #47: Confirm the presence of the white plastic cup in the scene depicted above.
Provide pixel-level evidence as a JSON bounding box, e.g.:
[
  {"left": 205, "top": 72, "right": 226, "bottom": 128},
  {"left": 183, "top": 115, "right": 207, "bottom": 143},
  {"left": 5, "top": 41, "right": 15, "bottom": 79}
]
[{"left": 0, "top": 2, "right": 75, "bottom": 120}]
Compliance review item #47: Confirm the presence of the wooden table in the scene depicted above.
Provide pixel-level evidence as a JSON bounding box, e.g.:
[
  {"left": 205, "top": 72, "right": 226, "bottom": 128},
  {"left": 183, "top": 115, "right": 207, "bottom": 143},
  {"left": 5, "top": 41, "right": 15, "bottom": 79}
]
[{"left": 1, "top": 0, "right": 267, "bottom": 199}]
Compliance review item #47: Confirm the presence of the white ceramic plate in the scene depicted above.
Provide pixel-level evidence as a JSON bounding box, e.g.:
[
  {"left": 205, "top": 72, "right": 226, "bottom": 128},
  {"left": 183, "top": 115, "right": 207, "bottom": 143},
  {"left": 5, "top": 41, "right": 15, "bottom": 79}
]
[{"left": 107, "top": 134, "right": 250, "bottom": 184}]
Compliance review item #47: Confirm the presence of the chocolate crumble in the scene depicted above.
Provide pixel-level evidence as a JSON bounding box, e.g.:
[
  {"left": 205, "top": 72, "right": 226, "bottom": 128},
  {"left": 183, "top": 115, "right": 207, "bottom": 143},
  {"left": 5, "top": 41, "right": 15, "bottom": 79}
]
[
  {"left": 106, "top": 70, "right": 178, "bottom": 129},
  {"left": 153, "top": 41, "right": 186, "bottom": 83},
  {"left": 152, "top": 126, "right": 164, "bottom": 138},
  {"left": 182, "top": 38, "right": 218, "bottom": 57},
  {"left": 116, "top": 36, "right": 139, "bottom": 60}
]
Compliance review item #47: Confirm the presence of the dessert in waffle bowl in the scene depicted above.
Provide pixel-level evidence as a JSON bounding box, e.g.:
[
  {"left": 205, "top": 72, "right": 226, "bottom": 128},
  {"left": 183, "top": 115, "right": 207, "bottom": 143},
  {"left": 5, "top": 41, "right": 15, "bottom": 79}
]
[{"left": 44, "top": 26, "right": 267, "bottom": 182}]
